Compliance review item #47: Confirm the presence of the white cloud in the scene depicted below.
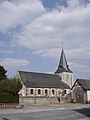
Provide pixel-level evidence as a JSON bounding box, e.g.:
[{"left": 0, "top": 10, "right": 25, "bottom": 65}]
[
  {"left": 33, "top": 48, "right": 61, "bottom": 59},
  {"left": 0, "top": 0, "right": 45, "bottom": 32},
  {"left": 1, "top": 0, "right": 90, "bottom": 78},
  {"left": 0, "top": 58, "right": 30, "bottom": 68},
  {"left": 33, "top": 47, "right": 90, "bottom": 60},
  {"left": 0, "top": 41, "right": 13, "bottom": 53},
  {"left": 14, "top": 3, "right": 90, "bottom": 57},
  {"left": 69, "top": 62, "right": 90, "bottom": 79},
  {"left": 67, "top": 0, "right": 80, "bottom": 8},
  {"left": 12, "top": 0, "right": 90, "bottom": 79}
]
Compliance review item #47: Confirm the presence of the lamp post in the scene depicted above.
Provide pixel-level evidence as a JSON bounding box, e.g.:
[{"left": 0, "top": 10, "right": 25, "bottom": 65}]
[{"left": 34, "top": 88, "right": 36, "bottom": 104}]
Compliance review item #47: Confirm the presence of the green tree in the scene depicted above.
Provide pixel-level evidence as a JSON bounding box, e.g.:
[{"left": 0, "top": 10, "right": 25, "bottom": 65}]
[
  {"left": 0, "top": 79, "right": 9, "bottom": 93},
  {"left": 0, "top": 78, "right": 22, "bottom": 95},
  {"left": 0, "top": 65, "right": 7, "bottom": 80},
  {"left": 9, "top": 78, "right": 22, "bottom": 95}
]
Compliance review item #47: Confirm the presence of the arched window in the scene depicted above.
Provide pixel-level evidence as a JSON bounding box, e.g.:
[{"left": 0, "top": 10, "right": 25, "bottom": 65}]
[
  {"left": 45, "top": 89, "right": 48, "bottom": 95},
  {"left": 30, "top": 89, "right": 33, "bottom": 94},
  {"left": 52, "top": 90, "right": 55, "bottom": 94},
  {"left": 38, "top": 89, "right": 41, "bottom": 94},
  {"left": 64, "top": 90, "right": 66, "bottom": 94}
]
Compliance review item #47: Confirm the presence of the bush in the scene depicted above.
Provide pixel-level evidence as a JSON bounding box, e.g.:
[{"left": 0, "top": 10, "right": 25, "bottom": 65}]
[{"left": 0, "top": 93, "right": 19, "bottom": 103}]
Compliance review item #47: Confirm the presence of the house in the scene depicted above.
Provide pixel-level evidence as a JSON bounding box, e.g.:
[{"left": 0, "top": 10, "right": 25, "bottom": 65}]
[
  {"left": 16, "top": 49, "right": 73, "bottom": 104},
  {"left": 71, "top": 79, "right": 90, "bottom": 103},
  {"left": 16, "top": 71, "right": 70, "bottom": 104}
]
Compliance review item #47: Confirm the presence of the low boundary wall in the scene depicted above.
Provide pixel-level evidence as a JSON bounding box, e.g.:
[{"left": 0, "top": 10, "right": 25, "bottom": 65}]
[
  {"left": 0, "top": 103, "right": 18, "bottom": 109},
  {"left": 19, "top": 96, "right": 62, "bottom": 104}
]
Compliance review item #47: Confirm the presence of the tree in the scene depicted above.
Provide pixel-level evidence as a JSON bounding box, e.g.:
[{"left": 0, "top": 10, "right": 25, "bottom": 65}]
[
  {"left": 0, "top": 65, "right": 7, "bottom": 80},
  {"left": 9, "top": 78, "right": 22, "bottom": 95},
  {"left": 0, "top": 78, "right": 22, "bottom": 95},
  {"left": 0, "top": 79, "right": 9, "bottom": 93}
]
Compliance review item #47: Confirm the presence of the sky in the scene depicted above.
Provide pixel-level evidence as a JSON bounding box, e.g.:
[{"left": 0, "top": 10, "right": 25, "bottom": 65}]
[{"left": 0, "top": 0, "right": 90, "bottom": 81}]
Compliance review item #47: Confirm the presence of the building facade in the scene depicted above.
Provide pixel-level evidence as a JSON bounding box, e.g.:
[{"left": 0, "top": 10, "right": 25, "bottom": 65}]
[
  {"left": 16, "top": 71, "right": 70, "bottom": 104},
  {"left": 16, "top": 49, "right": 73, "bottom": 104}
]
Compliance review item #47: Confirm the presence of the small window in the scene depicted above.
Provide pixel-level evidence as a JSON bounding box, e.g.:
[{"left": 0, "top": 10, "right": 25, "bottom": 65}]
[
  {"left": 52, "top": 90, "right": 55, "bottom": 94},
  {"left": 38, "top": 89, "right": 41, "bottom": 94},
  {"left": 45, "top": 89, "right": 48, "bottom": 95},
  {"left": 64, "top": 90, "right": 66, "bottom": 94},
  {"left": 30, "top": 89, "right": 33, "bottom": 94}
]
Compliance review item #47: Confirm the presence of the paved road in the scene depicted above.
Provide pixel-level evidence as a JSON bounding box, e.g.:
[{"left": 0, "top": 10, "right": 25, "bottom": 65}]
[{"left": 0, "top": 104, "right": 90, "bottom": 120}]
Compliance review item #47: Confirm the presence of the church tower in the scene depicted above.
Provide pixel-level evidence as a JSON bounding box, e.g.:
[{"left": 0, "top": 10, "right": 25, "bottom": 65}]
[{"left": 55, "top": 49, "right": 73, "bottom": 93}]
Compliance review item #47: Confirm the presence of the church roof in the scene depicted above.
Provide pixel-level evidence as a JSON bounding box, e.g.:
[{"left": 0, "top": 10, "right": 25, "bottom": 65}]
[
  {"left": 18, "top": 71, "right": 70, "bottom": 89},
  {"left": 72, "top": 79, "right": 90, "bottom": 90},
  {"left": 55, "top": 49, "right": 72, "bottom": 74}
]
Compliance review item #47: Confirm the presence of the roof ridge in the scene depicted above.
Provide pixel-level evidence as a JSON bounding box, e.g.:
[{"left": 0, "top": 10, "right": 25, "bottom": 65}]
[{"left": 19, "top": 70, "right": 59, "bottom": 76}]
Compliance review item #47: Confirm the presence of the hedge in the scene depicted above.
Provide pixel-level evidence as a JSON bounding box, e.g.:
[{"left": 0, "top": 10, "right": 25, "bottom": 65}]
[{"left": 0, "top": 93, "right": 19, "bottom": 103}]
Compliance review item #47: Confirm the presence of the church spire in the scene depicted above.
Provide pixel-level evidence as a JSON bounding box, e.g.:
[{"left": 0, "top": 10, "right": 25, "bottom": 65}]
[
  {"left": 55, "top": 49, "right": 72, "bottom": 74},
  {"left": 59, "top": 49, "right": 68, "bottom": 70}
]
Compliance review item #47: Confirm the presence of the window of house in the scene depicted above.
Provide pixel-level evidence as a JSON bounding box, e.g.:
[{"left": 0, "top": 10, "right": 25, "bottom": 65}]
[
  {"left": 52, "top": 90, "right": 55, "bottom": 94},
  {"left": 64, "top": 90, "right": 66, "bottom": 94},
  {"left": 38, "top": 89, "right": 41, "bottom": 94},
  {"left": 45, "top": 89, "right": 48, "bottom": 95},
  {"left": 30, "top": 89, "right": 33, "bottom": 94}
]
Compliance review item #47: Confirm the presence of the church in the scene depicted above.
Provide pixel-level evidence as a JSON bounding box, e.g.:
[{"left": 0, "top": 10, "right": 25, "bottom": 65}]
[{"left": 16, "top": 49, "right": 73, "bottom": 104}]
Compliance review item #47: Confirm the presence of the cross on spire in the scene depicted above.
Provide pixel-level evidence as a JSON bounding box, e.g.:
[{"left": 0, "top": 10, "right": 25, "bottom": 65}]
[{"left": 62, "top": 41, "right": 63, "bottom": 50}]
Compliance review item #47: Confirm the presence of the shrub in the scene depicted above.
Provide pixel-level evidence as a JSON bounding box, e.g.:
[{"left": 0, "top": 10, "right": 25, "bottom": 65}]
[{"left": 0, "top": 93, "right": 19, "bottom": 103}]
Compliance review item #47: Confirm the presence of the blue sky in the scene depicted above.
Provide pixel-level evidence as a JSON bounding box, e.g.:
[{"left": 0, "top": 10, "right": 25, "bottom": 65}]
[{"left": 0, "top": 0, "right": 90, "bottom": 81}]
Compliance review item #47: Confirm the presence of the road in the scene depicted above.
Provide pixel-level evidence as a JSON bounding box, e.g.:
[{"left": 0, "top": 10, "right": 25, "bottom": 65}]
[{"left": 0, "top": 104, "right": 90, "bottom": 120}]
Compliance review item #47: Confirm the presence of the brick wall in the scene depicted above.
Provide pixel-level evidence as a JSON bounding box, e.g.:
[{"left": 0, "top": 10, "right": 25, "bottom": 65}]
[{"left": 0, "top": 103, "right": 18, "bottom": 109}]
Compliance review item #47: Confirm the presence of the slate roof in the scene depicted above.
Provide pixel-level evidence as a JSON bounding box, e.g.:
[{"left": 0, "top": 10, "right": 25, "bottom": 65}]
[
  {"left": 18, "top": 71, "right": 70, "bottom": 89},
  {"left": 72, "top": 79, "right": 90, "bottom": 90},
  {"left": 55, "top": 49, "right": 72, "bottom": 73}
]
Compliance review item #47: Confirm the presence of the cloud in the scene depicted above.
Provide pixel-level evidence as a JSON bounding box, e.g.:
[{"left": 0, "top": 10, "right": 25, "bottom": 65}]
[
  {"left": 69, "top": 62, "right": 90, "bottom": 79},
  {"left": 0, "top": 58, "right": 30, "bottom": 68},
  {"left": 14, "top": 2, "right": 90, "bottom": 58},
  {"left": 0, "top": 0, "right": 45, "bottom": 33},
  {"left": 67, "top": 0, "right": 80, "bottom": 8},
  {"left": 66, "top": 47, "right": 90, "bottom": 59},
  {"left": 33, "top": 47, "right": 90, "bottom": 60},
  {"left": 13, "top": 0, "right": 90, "bottom": 79},
  {"left": 1, "top": 0, "right": 90, "bottom": 78},
  {"left": 0, "top": 41, "right": 13, "bottom": 53},
  {"left": 1, "top": 0, "right": 90, "bottom": 57},
  {"left": 0, "top": 57, "right": 30, "bottom": 77}
]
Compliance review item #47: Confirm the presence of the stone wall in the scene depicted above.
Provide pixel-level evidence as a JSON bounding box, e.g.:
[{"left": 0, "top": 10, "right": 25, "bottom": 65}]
[{"left": 19, "top": 96, "right": 61, "bottom": 105}]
